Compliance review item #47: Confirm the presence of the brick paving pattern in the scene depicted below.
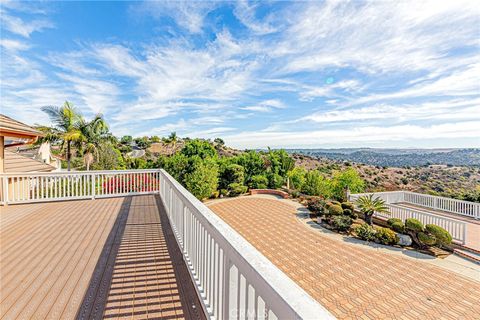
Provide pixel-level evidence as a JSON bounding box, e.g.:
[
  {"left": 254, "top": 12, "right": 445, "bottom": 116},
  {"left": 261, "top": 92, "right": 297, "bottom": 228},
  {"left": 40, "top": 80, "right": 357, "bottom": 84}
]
[
  {"left": 0, "top": 195, "right": 204, "bottom": 320},
  {"left": 208, "top": 197, "right": 480, "bottom": 320}
]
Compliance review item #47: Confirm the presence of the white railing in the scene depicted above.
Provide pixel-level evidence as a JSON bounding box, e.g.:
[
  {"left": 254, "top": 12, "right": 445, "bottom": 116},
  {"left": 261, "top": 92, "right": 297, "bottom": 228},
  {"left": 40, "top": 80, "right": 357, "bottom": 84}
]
[
  {"left": 349, "top": 191, "right": 405, "bottom": 204},
  {"left": 1, "top": 169, "right": 333, "bottom": 319},
  {"left": 159, "top": 170, "right": 333, "bottom": 320},
  {"left": 403, "top": 191, "right": 479, "bottom": 219},
  {"left": 377, "top": 204, "right": 466, "bottom": 244},
  {"left": 350, "top": 191, "right": 480, "bottom": 219},
  {"left": 0, "top": 170, "right": 161, "bottom": 204}
]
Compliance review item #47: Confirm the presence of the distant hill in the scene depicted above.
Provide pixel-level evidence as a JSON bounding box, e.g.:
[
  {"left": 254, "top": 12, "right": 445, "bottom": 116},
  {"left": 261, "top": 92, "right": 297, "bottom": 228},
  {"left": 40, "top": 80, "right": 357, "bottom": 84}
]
[{"left": 285, "top": 148, "right": 480, "bottom": 167}]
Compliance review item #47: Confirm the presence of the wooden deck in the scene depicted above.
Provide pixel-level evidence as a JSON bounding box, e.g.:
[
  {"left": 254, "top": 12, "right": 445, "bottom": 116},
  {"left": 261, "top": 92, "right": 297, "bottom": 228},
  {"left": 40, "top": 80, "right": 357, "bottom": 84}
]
[{"left": 0, "top": 195, "right": 205, "bottom": 320}]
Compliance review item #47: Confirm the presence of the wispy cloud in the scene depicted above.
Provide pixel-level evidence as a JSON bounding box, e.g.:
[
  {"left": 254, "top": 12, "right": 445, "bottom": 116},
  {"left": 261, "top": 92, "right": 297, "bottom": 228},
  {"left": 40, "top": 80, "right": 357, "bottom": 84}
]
[
  {"left": 0, "top": 9, "right": 53, "bottom": 37},
  {"left": 1, "top": 0, "right": 478, "bottom": 147}
]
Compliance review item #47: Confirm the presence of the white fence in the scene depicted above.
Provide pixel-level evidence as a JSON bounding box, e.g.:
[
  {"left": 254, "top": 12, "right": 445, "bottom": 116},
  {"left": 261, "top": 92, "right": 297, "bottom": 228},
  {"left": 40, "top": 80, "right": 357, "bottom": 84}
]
[
  {"left": 0, "top": 170, "right": 161, "bottom": 204},
  {"left": 350, "top": 191, "right": 479, "bottom": 219},
  {"left": 379, "top": 204, "right": 466, "bottom": 244},
  {"left": 349, "top": 191, "right": 468, "bottom": 244},
  {"left": 0, "top": 169, "right": 333, "bottom": 320},
  {"left": 159, "top": 170, "right": 333, "bottom": 320}
]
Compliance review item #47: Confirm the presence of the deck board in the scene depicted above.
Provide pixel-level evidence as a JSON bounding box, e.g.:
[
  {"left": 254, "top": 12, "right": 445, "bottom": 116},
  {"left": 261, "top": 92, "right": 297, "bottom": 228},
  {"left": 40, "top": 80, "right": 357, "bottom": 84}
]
[{"left": 0, "top": 195, "right": 205, "bottom": 320}]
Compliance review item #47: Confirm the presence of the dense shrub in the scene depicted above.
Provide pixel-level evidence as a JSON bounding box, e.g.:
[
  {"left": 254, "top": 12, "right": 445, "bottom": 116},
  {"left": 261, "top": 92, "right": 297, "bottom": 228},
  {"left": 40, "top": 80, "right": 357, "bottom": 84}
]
[
  {"left": 405, "top": 218, "right": 424, "bottom": 233},
  {"left": 331, "top": 216, "right": 353, "bottom": 232},
  {"left": 219, "top": 163, "right": 245, "bottom": 190},
  {"left": 390, "top": 221, "right": 405, "bottom": 233},
  {"left": 306, "top": 198, "right": 326, "bottom": 215},
  {"left": 268, "top": 173, "right": 284, "bottom": 189},
  {"left": 184, "top": 159, "right": 219, "bottom": 200},
  {"left": 341, "top": 202, "right": 355, "bottom": 212},
  {"left": 425, "top": 224, "right": 452, "bottom": 247},
  {"left": 328, "top": 204, "right": 344, "bottom": 216},
  {"left": 301, "top": 170, "right": 332, "bottom": 197},
  {"left": 354, "top": 223, "right": 376, "bottom": 241},
  {"left": 387, "top": 218, "right": 402, "bottom": 226},
  {"left": 288, "top": 167, "right": 306, "bottom": 190},
  {"left": 418, "top": 232, "right": 436, "bottom": 246},
  {"left": 249, "top": 175, "right": 268, "bottom": 189},
  {"left": 375, "top": 227, "right": 399, "bottom": 245},
  {"left": 228, "top": 183, "right": 248, "bottom": 196},
  {"left": 387, "top": 218, "right": 405, "bottom": 233}
]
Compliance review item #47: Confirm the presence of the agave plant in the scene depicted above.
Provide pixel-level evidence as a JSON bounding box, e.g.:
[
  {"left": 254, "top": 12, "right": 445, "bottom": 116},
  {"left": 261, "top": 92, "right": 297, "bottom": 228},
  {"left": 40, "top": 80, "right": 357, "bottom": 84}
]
[{"left": 356, "top": 194, "right": 390, "bottom": 225}]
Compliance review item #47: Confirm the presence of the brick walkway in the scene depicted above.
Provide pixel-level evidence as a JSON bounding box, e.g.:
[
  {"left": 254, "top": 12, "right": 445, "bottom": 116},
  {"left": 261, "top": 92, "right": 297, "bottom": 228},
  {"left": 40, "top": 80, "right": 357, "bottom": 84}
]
[{"left": 208, "top": 197, "right": 480, "bottom": 320}]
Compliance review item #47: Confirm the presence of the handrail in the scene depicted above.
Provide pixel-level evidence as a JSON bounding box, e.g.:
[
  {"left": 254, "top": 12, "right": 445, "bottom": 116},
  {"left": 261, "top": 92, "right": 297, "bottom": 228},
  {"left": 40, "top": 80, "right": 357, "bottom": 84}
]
[
  {"left": 0, "top": 169, "right": 334, "bottom": 319},
  {"left": 378, "top": 203, "right": 467, "bottom": 244},
  {"left": 350, "top": 191, "right": 479, "bottom": 219},
  {"left": 0, "top": 170, "right": 161, "bottom": 204},
  {"left": 159, "top": 169, "right": 333, "bottom": 320}
]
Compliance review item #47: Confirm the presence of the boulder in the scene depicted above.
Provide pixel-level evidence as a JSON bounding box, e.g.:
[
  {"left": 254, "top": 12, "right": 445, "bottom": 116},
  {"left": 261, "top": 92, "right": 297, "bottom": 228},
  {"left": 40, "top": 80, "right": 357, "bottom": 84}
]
[{"left": 397, "top": 234, "right": 412, "bottom": 246}]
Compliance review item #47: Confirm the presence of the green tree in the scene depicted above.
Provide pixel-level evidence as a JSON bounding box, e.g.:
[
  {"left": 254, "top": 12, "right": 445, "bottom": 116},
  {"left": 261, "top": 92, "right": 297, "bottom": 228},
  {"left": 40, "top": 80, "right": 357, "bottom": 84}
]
[
  {"left": 181, "top": 139, "right": 216, "bottom": 159},
  {"left": 214, "top": 137, "right": 225, "bottom": 148},
  {"left": 91, "top": 143, "right": 126, "bottom": 170},
  {"left": 235, "top": 151, "right": 265, "bottom": 184},
  {"left": 184, "top": 158, "right": 219, "bottom": 200},
  {"left": 301, "top": 170, "right": 331, "bottom": 197},
  {"left": 120, "top": 135, "right": 133, "bottom": 144},
  {"left": 166, "top": 132, "right": 178, "bottom": 150},
  {"left": 331, "top": 168, "right": 365, "bottom": 201},
  {"left": 77, "top": 114, "right": 109, "bottom": 170},
  {"left": 249, "top": 175, "right": 268, "bottom": 189},
  {"left": 356, "top": 194, "right": 390, "bottom": 225},
  {"left": 287, "top": 167, "right": 306, "bottom": 190},
  {"left": 41, "top": 101, "right": 84, "bottom": 171},
  {"left": 219, "top": 163, "right": 245, "bottom": 190}
]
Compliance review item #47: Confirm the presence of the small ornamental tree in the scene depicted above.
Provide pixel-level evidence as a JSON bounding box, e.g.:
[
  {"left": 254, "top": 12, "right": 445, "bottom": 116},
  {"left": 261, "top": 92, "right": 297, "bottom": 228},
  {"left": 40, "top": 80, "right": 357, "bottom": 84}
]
[
  {"left": 184, "top": 159, "right": 219, "bottom": 200},
  {"left": 331, "top": 168, "right": 365, "bottom": 201},
  {"left": 355, "top": 194, "right": 389, "bottom": 225},
  {"left": 301, "top": 170, "right": 331, "bottom": 197}
]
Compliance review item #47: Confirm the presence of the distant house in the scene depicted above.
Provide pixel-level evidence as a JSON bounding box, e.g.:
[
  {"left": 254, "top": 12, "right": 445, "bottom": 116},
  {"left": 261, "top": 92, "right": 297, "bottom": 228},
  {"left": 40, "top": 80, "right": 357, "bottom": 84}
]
[
  {"left": 7, "top": 142, "right": 62, "bottom": 171},
  {"left": 0, "top": 114, "right": 58, "bottom": 173},
  {"left": 0, "top": 114, "right": 57, "bottom": 202}
]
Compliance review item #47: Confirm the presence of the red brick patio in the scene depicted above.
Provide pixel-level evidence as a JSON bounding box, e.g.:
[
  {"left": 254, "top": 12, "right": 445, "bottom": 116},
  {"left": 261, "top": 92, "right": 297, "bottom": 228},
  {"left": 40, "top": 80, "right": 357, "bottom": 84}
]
[{"left": 208, "top": 197, "right": 480, "bottom": 320}]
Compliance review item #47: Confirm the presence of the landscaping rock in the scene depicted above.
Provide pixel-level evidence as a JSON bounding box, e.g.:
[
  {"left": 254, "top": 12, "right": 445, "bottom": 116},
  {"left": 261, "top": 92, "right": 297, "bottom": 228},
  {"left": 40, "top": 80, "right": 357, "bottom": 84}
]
[{"left": 397, "top": 234, "right": 412, "bottom": 246}]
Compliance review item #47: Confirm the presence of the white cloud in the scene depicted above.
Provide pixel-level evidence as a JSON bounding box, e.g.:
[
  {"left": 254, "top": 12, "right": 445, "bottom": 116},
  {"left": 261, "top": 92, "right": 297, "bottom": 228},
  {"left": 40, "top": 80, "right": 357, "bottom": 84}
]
[
  {"left": 134, "top": 1, "right": 217, "bottom": 33},
  {"left": 234, "top": 0, "right": 277, "bottom": 35},
  {"left": 0, "top": 11, "right": 53, "bottom": 37},
  {"left": 277, "top": 0, "right": 479, "bottom": 74},
  {"left": 0, "top": 38, "right": 30, "bottom": 51},
  {"left": 241, "top": 99, "right": 285, "bottom": 112},
  {"left": 299, "top": 98, "right": 480, "bottom": 124},
  {"left": 223, "top": 121, "right": 480, "bottom": 149}
]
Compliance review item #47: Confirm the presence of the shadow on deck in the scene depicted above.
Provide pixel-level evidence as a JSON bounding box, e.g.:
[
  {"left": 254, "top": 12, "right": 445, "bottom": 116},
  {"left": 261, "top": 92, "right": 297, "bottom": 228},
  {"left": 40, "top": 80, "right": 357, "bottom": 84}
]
[{"left": 0, "top": 195, "right": 205, "bottom": 320}]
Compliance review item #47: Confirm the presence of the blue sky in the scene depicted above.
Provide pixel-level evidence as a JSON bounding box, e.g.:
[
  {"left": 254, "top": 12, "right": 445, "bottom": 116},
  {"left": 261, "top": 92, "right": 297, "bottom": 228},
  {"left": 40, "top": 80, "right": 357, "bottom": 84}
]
[{"left": 1, "top": 0, "right": 479, "bottom": 149}]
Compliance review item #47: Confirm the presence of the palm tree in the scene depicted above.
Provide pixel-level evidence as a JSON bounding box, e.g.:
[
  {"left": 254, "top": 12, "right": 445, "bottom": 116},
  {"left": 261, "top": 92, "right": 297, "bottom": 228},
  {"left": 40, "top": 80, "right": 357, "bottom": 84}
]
[
  {"left": 356, "top": 194, "right": 390, "bottom": 225},
  {"left": 41, "top": 102, "right": 84, "bottom": 171},
  {"left": 167, "top": 132, "right": 178, "bottom": 150},
  {"left": 77, "top": 114, "right": 109, "bottom": 170}
]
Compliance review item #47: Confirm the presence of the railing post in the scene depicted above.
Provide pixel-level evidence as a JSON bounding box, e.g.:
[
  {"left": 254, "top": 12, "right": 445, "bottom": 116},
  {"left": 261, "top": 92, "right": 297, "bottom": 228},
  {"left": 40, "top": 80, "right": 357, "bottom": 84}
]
[
  {"left": 91, "top": 173, "right": 96, "bottom": 200},
  {"left": 3, "top": 176, "right": 9, "bottom": 206}
]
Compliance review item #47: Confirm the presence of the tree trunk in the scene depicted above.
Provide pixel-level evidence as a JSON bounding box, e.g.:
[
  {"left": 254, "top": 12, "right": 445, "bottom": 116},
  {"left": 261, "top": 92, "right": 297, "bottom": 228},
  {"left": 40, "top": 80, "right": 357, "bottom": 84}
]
[
  {"left": 67, "top": 141, "right": 71, "bottom": 171},
  {"left": 365, "top": 212, "right": 373, "bottom": 225}
]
